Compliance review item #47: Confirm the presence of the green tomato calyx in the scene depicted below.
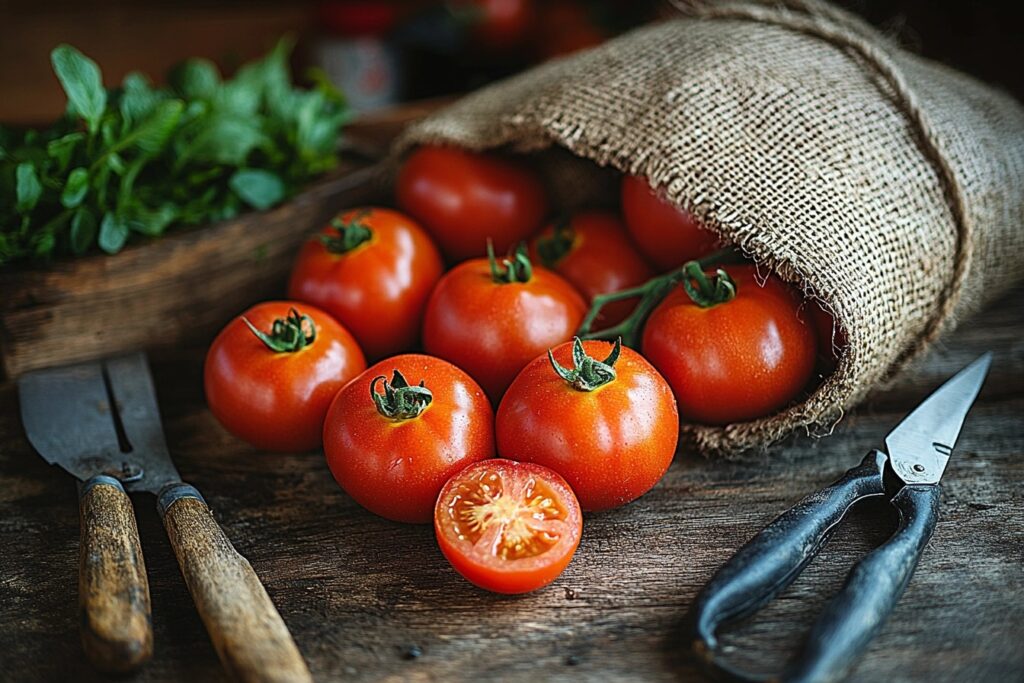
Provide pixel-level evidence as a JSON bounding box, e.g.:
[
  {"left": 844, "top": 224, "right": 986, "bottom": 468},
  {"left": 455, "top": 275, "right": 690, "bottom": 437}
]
[
  {"left": 243, "top": 307, "right": 316, "bottom": 353},
  {"left": 488, "top": 240, "right": 533, "bottom": 284},
  {"left": 371, "top": 369, "right": 433, "bottom": 420},
  {"left": 535, "top": 214, "right": 575, "bottom": 267},
  {"left": 319, "top": 210, "right": 373, "bottom": 254},
  {"left": 548, "top": 337, "right": 621, "bottom": 392},
  {"left": 682, "top": 261, "right": 737, "bottom": 308}
]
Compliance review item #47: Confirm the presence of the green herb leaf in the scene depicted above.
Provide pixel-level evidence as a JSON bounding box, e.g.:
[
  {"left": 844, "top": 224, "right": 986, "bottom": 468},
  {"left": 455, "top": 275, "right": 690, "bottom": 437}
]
[
  {"left": 214, "top": 80, "right": 261, "bottom": 117},
  {"left": 15, "top": 163, "right": 43, "bottom": 213},
  {"left": 47, "top": 132, "right": 85, "bottom": 171},
  {"left": 170, "top": 58, "right": 220, "bottom": 100},
  {"left": 119, "top": 72, "right": 168, "bottom": 125},
  {"left": 61, "top": 167, "right": 90, "bottom": 208},
  {"left": 230, "top": 169, "right": 284, "bottom": 210},
  {"left": 307, "top": 67, "right": 348, "bottom": 108},
  {"left": 100, "top": 117, "right": 118, "bottom": 148},
  {"left": 295, "top": 91, "right": 333, "bottom": 157},
  {"left": 51, "top": 44, "right": 107, "bottom": 132},
  {"left": 35, "top": 210, "right": 73, "bottom": 257},
  {"left": 107, "top": 153, "right": 126, "bottom": 174},
  {"left": 2, "top": 39, "right": 347, "bottom": 267},
  {"left": 98, "top": 213, "right": 129, "bottom": 253},
  {"left": 119, "top": 99, "right": 184, "bottom": 154},
  {"left": 236, "top": 37, "right": 292, "bottom": 104},
  {"left": 34, "top": 231, "right": 56, "bottom": 257},
  {"left": 69, "top": 209, "right": 98, "bottom": 254},
  {"left": 183, "top": 115, "right": 267, "bottom": 166},
  {"left": 129, "top": 204, "right": 178, "bottom": 236}
]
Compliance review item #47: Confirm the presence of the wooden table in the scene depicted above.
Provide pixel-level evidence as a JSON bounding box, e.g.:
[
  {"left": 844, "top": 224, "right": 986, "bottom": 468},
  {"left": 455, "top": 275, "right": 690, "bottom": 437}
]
[{"left": 2, "top": 290, "right": 1022, "bottom": 682}]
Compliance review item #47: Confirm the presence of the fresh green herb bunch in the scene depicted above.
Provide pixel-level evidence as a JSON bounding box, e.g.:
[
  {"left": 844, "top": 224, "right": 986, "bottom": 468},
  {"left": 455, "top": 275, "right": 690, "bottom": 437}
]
[{"left": 0, "top": 39, "right": 349, "bottom": 266}]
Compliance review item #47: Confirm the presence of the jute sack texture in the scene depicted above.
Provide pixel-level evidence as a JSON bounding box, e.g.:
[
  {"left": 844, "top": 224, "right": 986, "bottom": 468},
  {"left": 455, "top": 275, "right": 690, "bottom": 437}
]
[{"left": 394, "top": 0, "right": 1024, "bottom": 455}]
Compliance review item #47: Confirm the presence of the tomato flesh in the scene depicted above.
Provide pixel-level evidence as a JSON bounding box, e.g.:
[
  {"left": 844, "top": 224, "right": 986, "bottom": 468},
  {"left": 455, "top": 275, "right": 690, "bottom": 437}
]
[{"left": 435, "top": 459, "right": 582, "bottom": 594}]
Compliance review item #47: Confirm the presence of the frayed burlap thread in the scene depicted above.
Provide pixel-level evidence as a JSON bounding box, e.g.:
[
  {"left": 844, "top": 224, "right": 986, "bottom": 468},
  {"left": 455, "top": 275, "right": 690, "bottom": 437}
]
[{"left": 394, "top": 1, "right": 1024, "bottom": 455}]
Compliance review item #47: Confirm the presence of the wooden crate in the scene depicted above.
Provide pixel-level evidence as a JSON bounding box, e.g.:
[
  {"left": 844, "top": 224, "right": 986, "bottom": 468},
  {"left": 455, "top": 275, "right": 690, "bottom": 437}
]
[{"left": 0, "top": 100, "right": 445, "bottom": 378}]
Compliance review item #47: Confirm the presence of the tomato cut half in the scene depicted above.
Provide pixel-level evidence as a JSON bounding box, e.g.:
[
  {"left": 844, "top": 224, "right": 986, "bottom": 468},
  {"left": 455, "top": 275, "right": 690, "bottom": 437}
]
[{"left": 434, "top": 459, "right": 583, "bottom": 594}]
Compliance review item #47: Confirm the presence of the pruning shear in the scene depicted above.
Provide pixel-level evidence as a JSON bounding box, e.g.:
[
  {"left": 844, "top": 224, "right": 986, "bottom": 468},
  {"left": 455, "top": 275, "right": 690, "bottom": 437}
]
[{"left": 686, "top": 353, "right": 992, "bottom": 683}]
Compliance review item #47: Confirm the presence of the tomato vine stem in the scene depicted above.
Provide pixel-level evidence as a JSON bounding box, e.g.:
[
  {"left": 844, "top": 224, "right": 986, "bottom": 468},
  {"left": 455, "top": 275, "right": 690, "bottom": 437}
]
[{"left": 577, "top": 247, "right": 742, "bottom": 347}]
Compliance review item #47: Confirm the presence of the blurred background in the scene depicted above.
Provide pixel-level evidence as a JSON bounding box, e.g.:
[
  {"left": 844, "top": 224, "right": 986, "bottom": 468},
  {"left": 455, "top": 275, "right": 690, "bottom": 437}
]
[{"left": 1, "top": 0, "right": 1021, "bottom": 125}]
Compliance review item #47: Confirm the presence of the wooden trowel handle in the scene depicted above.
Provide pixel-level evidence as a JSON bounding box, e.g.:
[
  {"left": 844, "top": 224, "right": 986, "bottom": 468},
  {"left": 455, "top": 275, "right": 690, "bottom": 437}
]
[
  {"left": 158, "top": 483, "right": 312, "bottom": 683},
  {"left": 79, "top": 475, "right": 153, "bottom": 672}
]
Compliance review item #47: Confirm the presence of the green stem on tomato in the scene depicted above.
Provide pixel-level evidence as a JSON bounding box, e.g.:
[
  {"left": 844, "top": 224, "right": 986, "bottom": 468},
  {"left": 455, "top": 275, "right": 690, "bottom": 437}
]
[
  {"left": 319, "top": 210, "right": 373, "bottom": 254},
  {"left": 535, "top": 213, "right": 574, "bottom": 268},
  {"left": 243, "top": 307, "right": 316, "bottom": 352},
  {"left": 577, "top": 246, "right": 742, "bottom": 347},
  {"left": 549, "top": 337, "right": 621, "bottom": 391},
  {"left": 681, "top": 261, "right": 737, "bottom": 308},
  {"left": 370, "top": 370, "right": 432, "bottom": 420},
  {"left": 488, "top": 240, "right": 532, "bottom": 284}
]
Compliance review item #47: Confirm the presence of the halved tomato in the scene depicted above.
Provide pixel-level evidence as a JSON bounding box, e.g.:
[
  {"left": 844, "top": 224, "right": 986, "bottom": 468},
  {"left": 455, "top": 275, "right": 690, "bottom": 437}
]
[{"left": 434, "top": 459, "right": 582, "bottom": 594}]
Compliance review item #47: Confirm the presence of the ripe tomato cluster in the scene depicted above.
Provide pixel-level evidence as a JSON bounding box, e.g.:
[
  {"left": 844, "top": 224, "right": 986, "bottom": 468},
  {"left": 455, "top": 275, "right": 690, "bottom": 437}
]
[{"left": 203, "top": 145, "right": 840, "bottom": 594}]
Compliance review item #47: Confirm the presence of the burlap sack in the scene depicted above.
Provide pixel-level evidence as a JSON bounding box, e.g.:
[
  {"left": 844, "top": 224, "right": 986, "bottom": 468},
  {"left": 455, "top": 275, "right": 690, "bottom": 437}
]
[{"left": 394, "top": 0, "right": 1024, "bottom": 455}]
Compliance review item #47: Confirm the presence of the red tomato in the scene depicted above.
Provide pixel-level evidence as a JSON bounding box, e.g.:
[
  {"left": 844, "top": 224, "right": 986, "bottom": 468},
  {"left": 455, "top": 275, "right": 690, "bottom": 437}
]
[
  {"left": 497, "top": 338, "right": 678, "bottom": 510},
  {"left": 530, "top": 211, "right": 654, "bottom": 326},
  {"left": 462, "top": 0, "right": 536, "bottom": 51},
  {"left": 205, "top": 302, "right": 366, "bottom": 452},
  {"left": 396, "top": 145, "right": 548, "bottom": 263},
  {"left": 422, "top": 245, "right": 586, "bottom": 401},
  {"left": 434, "top": 458, "right": 582, "bottom": 594},
  {"left": 620, "top": 175, "right": 718, "bottom": 271},
  {"left": 536, "top": 1, "right": 606, "bottom": 60},
  {"left": 323, "top": 354, "right": 494, "bottom": 523},
  {"left": 641, "top": 265, "right": 816, "bottom": 424},
  {"left": 287, "top": 207, "right": 443, "bottom": 360}
]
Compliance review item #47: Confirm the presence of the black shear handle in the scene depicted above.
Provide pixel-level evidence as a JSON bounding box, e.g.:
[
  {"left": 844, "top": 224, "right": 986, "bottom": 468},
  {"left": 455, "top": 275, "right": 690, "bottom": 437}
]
[
  {"left": 778, "top": 484, "right": 939, "bottom": 683},
  {"left": 687, "top": 452, "right": 889, "bottom": 663},
  {"left": 686, "top": 451, "right": 941, "bottom": 683}
]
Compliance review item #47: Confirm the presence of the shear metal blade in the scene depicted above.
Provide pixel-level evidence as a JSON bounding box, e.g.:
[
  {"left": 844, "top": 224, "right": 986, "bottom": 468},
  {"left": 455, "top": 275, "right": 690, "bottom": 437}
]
[
  {"left": 885, "top": 353, "right": 992, "bottom": 485},
  {"left": 102, "top": 353, "right": 181, "bottom": 493},
  {"left": 18, "top": 353, "right": 180, "bottom": 493},
  {"left": 19, "top": 360, "right": 124, "bottom": 481}
]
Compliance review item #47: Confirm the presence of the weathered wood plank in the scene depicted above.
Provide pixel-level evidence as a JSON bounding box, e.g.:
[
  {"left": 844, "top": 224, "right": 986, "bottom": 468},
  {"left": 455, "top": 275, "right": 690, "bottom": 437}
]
[
  {"left": 0, "top": 96, "right": 454, "bottom": 381},
  {"left": 0, "top": 161, "right": 386, "bottom": 379},
  {"left": 0, "top": 289, "right": 1021, "bottom": 682}
]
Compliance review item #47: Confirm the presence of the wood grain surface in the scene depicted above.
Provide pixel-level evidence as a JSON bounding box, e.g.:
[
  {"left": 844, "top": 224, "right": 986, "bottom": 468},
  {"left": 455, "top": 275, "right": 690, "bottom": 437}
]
[
  {"left": 0, "top": 292, "right": 1021, "bottom": 683},
  {"left": 162, "top": 495, "right": 311, "bottom": 683},
  {"left": 78, "top": 479, "right": 153, "bottom": 672}
]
